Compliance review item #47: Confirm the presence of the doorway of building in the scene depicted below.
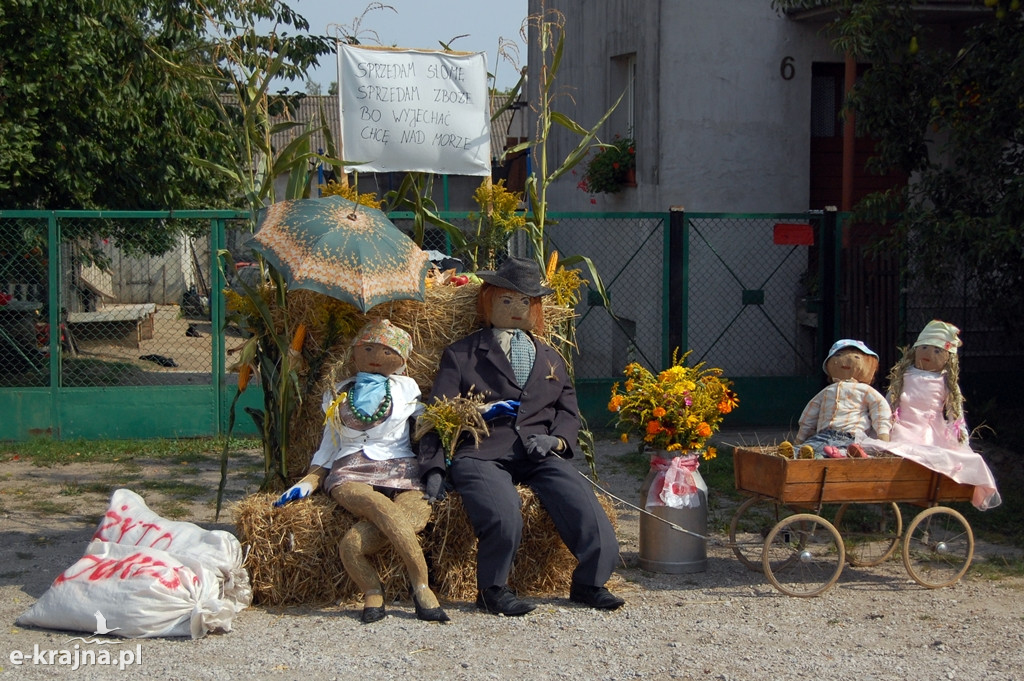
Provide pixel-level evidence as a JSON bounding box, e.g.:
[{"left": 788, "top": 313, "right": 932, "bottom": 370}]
[{"left": 808, "top": 61, "right": 907, "bottom": 372}]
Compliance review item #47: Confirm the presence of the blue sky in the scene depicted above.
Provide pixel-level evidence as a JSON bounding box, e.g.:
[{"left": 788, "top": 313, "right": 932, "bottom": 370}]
[{"left": 290, "top": 0, "right": 529, "bottom": 91}]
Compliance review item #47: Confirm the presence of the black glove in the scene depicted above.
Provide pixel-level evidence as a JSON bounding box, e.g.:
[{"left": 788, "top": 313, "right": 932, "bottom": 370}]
[
  {"left": 422, "top": 470, "right": 445, "bottom": 502},
  {"left": 524, "top": 434, "right": 563, "bottom": 461}
]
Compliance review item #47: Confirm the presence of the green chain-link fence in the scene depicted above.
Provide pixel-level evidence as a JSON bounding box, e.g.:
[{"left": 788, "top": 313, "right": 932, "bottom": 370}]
[
  {"left": 1, "top": 214, "right": 241, "bottom": 389},
  {"left": 682, "top": 213, "right": 820, "bottom": 377},
  {"left": 546, "top": 212, "right": 669, "bottom": 379},
  {"left": 2, "top": 208, "right": 1017, "bottom": 440},
  {"left": 0, "top": 215, "right": 50, "bottom": 380}
]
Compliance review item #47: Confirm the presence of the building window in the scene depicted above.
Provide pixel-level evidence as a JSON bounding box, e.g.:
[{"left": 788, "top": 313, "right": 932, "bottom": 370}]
[{"left": 612, "top": 52, "right": 637, "bottom": 138}]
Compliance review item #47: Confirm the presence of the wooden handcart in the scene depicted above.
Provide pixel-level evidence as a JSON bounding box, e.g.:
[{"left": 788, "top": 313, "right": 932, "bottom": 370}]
[{"left": 730, "top": 446, "right": 977, "bottom": 597}]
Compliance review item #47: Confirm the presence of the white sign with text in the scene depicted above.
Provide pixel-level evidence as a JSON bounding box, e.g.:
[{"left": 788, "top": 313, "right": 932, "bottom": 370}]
[{"left": 339, "top": 45, "right": 492, "bottom": 176}]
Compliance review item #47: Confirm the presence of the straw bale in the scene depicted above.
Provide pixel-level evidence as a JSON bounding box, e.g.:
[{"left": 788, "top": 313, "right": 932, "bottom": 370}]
[{"left": 234, "top": 486, "right": 617, "bottom": 606}]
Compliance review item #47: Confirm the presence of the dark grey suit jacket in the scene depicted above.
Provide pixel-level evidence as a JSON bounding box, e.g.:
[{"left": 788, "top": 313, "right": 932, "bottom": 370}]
[{"left": 417, "top": 328, "right": 580, "bottom": 477}]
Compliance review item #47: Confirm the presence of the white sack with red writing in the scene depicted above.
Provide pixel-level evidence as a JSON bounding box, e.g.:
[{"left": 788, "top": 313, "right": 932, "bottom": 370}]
[
  {"left": 17, "top": 539, "right": 236, "bottom": 638},
  {"left": 92, "top": 489, "right": 251, "bottom": 612}
]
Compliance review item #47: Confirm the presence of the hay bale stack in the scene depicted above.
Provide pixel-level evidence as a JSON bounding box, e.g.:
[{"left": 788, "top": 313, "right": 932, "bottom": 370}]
[
  {"left": 235, "top": 487, "right": 617, "bottom": 606},
  {"left": 235, "top": 493, "right": 399, "bottom": 606}
]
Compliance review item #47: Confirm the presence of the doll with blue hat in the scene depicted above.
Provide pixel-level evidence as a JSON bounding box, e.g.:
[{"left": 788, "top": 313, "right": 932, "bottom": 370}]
[{"left": 778, "top": 339, "right": 892, "bottom": 459}]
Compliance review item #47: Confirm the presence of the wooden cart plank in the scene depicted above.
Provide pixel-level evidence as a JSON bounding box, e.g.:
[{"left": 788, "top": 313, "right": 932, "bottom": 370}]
[{"left": 732, "top": 446, "right": 974, "bottom": 505}]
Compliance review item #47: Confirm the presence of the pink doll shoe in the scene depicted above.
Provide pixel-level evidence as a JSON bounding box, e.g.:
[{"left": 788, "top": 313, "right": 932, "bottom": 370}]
[
  {"left": 847, "top": 443, "right": 868, "bottom": 458},
  {"left": 823, "top": 446, "right": 846, "bottom": 459}
]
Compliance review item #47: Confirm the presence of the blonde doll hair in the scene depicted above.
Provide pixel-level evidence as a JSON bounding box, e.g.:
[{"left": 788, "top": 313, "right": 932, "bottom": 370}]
[{"left": 887, "top": 345, "right": 964, "bottom": 423}]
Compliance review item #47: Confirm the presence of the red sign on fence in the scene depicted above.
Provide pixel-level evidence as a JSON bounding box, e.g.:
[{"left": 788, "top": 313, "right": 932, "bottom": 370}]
[{"left": 773, "top": 223, "right": 814, "bottom": 246}]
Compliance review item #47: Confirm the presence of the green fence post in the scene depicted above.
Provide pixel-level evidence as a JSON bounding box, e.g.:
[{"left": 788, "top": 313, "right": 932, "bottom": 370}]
[
  {"left": 817, "top": 207, "right": 841, "bottom": 379},
  {"left": 211, "top": 216, "right": 225, "bottom": 434},
  {"left": 48, "top": 212, "right": 60, "bottom": 437},
  {"left": 666, "top": 207, "right": 687, "bottom": 366}
]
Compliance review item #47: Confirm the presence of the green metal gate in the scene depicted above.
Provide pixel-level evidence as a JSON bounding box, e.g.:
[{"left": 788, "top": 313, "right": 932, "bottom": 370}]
[
  {"left": 544, "top": 209, "right": 845, "bottom": 429},
  {"left": 0, "top": 210, "right": 262, "bottom": 441},
  {"left": 672, "top": 210, "right": 842, "bottom": 426}
]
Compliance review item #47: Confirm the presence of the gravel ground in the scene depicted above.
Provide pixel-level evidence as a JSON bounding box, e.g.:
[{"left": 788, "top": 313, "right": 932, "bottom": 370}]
[{"left": 1, "top": 433, "right": 1021, "bottom": 681}]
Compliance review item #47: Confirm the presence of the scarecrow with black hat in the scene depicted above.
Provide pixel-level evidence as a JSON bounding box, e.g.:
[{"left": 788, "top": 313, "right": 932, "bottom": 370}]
[{"left": 417, "top": 256, "right": 624, "bottom": 616}]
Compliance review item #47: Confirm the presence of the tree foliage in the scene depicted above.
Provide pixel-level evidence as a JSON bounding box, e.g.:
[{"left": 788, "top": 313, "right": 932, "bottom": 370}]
[
  {"left": 0, "top": 0, "right": 331, "bottom": 253},
  {"left": 774, "top": 0, "right": 1024, "bottom": 330}
]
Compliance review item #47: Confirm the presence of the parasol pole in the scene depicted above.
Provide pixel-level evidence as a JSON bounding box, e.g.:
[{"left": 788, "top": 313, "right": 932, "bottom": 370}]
[{"left": 336, "top": 37, "right": 349, "bottom": 189}]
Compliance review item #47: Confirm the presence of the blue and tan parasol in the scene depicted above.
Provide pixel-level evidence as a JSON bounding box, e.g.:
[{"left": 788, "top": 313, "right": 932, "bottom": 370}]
[{"left": 251, "top": 196, "right": 431, "bottom": 313}]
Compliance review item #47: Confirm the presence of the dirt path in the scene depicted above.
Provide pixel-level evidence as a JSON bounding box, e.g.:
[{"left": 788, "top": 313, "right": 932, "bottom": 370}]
[{"left": 1, "top": 440, "right": 1021, "bottom": 681}]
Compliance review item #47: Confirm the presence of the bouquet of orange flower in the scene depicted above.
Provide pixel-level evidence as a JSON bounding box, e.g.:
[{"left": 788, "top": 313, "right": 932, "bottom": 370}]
[{"left": 608, "top": 351, "right": 738, "bottom": 462}]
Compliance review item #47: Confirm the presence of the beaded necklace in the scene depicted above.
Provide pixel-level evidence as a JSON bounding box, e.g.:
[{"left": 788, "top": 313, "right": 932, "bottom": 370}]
[{"left": 346, "top": 379, "right": 392, "bottom": 424}]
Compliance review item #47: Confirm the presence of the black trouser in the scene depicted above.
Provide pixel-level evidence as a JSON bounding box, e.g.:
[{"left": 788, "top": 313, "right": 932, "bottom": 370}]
[{"left": 450, "top": 451, "right": 619, "bottom": 591}]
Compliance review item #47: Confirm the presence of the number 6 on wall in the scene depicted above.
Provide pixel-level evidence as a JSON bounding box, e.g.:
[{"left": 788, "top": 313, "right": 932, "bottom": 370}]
[{"left": 780, "top": 56, "right": 795, "bottom": 80}]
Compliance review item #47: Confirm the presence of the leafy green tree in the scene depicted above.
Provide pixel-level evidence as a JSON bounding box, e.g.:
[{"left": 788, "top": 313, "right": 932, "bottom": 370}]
[
  {"left": 0, "top": 0, "right": 330, "bottom": 253},
  {"left": 773, "top": 0, "right": 1024, "bottom": 330}
]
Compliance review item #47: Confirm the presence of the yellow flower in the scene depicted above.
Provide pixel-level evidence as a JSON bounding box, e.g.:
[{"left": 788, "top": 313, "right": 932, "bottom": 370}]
[
  {"left": 658, "top": 366, "right": 685, "bottom": 382},
  {"left": 620, "top": 433, "right": 629, "bottom": 443},
  {"left": 607, "top": 350, "right": 736, "bottom": 458}
]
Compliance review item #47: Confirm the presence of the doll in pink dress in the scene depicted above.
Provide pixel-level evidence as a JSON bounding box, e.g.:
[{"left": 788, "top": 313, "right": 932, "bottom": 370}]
[
  {"left": 858, "top": 320, "right": 1001, "bottom": 510},
  {"left": 888, "top": 320, "right": 969, "bottom": 448}
]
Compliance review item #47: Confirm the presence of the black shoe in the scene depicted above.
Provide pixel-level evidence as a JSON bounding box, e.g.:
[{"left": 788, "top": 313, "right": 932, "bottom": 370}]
[
  {"left": 569, "top": 581, "right": 625, "bottom": 610},
  {"left": 413, "top": 596, "right": 451, "bottom": 623},
  {"left": 475, "top": 585, "right": 536, "bottom": 616},
  {"left": 360, "top": 605, "right": 386, "bottom": 623}
]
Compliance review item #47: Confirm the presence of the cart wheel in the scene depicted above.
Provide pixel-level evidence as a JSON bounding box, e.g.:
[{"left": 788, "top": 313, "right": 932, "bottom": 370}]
[
  {"left": 762, "top": 513, "right": 845, "bottom": 597},
  {"left": 833, "top": 502, "right": 903, "bottom": 567},
  {"left": 729, "top": 496, "right": 799, "bottom": 571},
  {"left": 902, "top": 506, "right": 974, "bottom": 588}
]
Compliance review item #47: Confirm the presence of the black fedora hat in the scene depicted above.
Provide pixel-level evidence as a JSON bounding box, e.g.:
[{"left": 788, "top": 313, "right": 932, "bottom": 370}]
[{"left": 477, "top": 256, "right": 554, "bottom": 297}]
